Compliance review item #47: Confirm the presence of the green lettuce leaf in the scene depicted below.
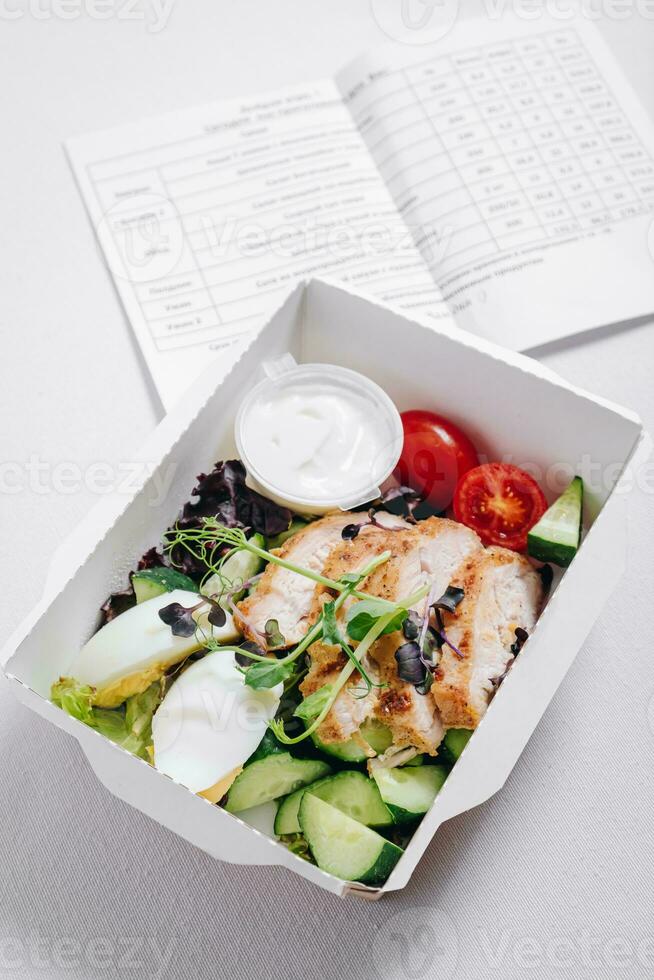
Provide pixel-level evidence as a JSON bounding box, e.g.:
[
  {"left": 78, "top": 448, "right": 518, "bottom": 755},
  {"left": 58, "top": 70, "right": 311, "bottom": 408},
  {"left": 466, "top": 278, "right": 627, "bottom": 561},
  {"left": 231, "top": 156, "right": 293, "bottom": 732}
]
[
  {"left": 51, "top": 678, "right": 95, "bottom": 725},
  {"left": 51, "top": 677, "right": 162, "bottom": 760}
]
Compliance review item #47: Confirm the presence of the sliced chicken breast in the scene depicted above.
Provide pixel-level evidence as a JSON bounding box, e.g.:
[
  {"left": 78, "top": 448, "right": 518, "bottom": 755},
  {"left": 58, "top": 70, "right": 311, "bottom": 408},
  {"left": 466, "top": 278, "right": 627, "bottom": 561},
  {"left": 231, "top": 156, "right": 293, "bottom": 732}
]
[
  {"left": 234, "top": 510, "right": 407, "bottom": 648},
  {"left": 363, "top": 517, "right": 482, "bottom": 754},
  {"left": 431, "top": 546, "right": 543, "bottom": 728},
  {"left": 300, "top": 645, "right": 380, "bottom": 745},
  {"left": 302, "top": 517, "right": 482, "bottom": 755},
  {"left": 363, "top": 516, "right": 483, "bottom": 616},
  {"left": 372, "top": 639, "right": 445, "bottom": 755},
  {"left": 300, "top": 527, "right": 404, "bottom": 743}
]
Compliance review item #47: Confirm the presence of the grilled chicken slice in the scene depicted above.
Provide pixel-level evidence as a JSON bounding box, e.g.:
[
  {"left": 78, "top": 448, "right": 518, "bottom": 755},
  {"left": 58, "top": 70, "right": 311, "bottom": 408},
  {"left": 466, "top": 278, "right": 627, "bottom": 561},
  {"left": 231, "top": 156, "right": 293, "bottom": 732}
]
[
  {"left": 234, "top": 510, "right": 407, "bottom": 648},
  {"left": 300, "top": 528, "right": 404, "bottom": 743},
  {"left": 364, "top": 517, "right": 482, "bottom": 754},
  {"left": 363, "top": 516, "right": 483, "bottom": 614},
  {"left": 300, "top": 645, "right": 380, "bottom": 745},
  {"left": 372, "top": 640, "right": 445, "bottom": 755},
  {"left": 431, "top": 547, "right": 543, "bottom": 728},
  {"left": 302, "top": 517, "right": 482, "bottom": 755}
]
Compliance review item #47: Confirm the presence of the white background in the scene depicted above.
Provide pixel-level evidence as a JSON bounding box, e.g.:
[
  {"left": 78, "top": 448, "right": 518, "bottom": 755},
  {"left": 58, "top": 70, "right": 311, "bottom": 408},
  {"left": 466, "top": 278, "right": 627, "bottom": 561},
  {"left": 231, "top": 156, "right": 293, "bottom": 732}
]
[{"left": 1, "top": 2, "right": 653, "bottom": 979}]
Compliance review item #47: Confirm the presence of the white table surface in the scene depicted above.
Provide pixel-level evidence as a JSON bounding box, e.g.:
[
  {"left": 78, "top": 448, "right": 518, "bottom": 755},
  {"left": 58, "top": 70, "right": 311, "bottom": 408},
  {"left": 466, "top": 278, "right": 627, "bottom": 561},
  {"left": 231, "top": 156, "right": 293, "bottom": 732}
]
[{"left": 1, "top": 3, "right": 653, "bottom": 979}]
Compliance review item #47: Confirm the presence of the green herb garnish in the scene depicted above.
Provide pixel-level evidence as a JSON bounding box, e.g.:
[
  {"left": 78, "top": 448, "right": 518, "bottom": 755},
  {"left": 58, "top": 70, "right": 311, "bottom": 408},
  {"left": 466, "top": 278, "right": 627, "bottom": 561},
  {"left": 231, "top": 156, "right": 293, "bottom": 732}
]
[
  {"left": 164, "top": 520, "right": 396, "bottom": 604},
  {"left": 159, "top": 519, "right": 424, "bottom": 736},
  {"left": 271, "top": 581, "right": 429, "bottom": 745},
  {"left": 241, "top": 659, "right": 296, "bottom": 690},
  {"left": 345, "top": 598, "right": 408, "bottom": 641},
  {"left": 293, "top": 684, "right": 334, "bottom": 722}
]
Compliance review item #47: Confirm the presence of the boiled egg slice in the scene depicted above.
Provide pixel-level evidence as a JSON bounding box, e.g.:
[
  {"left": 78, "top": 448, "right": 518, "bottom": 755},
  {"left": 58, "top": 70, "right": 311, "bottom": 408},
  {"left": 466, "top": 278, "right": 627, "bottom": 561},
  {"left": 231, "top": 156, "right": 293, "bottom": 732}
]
[
  {"left": 68, "top": 589, "right": 240, "bottom": 708},
  {"left": 151, "top": 651, "right": 282, "bottom": 798}
]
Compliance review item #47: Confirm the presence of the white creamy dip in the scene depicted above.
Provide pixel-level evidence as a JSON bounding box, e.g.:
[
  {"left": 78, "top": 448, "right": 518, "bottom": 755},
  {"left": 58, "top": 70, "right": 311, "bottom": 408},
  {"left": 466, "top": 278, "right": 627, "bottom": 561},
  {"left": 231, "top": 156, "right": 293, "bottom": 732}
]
[{"left": 235, "top": 363, "right": 402, "bottom": 513}]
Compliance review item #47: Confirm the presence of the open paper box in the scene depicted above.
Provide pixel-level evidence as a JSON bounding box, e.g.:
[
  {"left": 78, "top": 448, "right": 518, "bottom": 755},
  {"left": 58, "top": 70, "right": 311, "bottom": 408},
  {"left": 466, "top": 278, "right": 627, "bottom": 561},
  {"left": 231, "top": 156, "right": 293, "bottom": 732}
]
[{"left": 1, "top": 280, "right": 646, "bottom": 898}]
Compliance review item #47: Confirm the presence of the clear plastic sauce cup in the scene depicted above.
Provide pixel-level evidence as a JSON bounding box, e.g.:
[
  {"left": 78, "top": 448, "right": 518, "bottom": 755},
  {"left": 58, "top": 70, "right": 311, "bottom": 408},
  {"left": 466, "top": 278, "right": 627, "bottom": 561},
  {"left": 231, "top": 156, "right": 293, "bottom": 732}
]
[{"left": 235, "top": 356, "right": 403, "bottom": 515}]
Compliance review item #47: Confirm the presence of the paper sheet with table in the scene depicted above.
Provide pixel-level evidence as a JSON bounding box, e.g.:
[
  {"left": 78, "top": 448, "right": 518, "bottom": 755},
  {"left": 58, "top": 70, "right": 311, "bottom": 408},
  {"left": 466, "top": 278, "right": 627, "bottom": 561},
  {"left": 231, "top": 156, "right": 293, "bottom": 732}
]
[{"left": 67, "top": 12, "right": 654, "bottom": 409}]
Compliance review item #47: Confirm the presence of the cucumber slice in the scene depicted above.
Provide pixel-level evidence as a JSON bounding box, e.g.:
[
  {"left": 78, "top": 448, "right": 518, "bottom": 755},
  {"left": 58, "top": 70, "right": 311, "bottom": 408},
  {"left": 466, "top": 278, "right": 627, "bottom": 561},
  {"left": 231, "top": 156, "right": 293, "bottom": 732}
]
[
  {"left": 201, "top": 533, "right": 265, "bottom": 602},
  {"left": 274, "top": 771, "right": 392, "bottom": 835},
  {"left": 372, "top": 765, "right": 447, "bottom": 822},
  {"left": 274, "top": 786, "right": 308, "bottom": 836},
  {"left": 131, "top": 567, "right": 197, "bottom": 604},
  {"left": 225, "top": 753, "right": 330, "bottom": 813},
  {"left": 311, "top": 771, "right": 392, "bottom": 827},
  {"left": 442, "top": 728, "right": 473, "bottom": 763},
  {"left": 267, "top": 519, "right": 307, "bottom": 550},
  {"left": 311, "top": 720, "right": 393, "bottom": 763},
  {"left": 528, "top": 476, "right": 583, "bottom": 567},
  {"left": 404, "top": 754, "right": 425, "bottom": 767},
  {"left": 299, "top": 794, "right": 403, "bottom": 886}
]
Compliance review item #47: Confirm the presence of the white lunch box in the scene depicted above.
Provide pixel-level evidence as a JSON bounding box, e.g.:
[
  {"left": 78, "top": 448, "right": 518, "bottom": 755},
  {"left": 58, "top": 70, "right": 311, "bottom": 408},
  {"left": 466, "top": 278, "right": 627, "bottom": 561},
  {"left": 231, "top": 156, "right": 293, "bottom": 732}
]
[{"left": 1, "top": 278, "right": 646, "bottom": 899}]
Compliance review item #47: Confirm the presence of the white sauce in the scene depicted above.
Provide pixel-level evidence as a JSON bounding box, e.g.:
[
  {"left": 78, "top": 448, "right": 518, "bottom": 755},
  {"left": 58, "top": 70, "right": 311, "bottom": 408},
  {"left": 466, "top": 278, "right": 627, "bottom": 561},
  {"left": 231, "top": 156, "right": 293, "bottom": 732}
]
[{"left": 241, "top": 382, "right": 387, "bottom": 502}]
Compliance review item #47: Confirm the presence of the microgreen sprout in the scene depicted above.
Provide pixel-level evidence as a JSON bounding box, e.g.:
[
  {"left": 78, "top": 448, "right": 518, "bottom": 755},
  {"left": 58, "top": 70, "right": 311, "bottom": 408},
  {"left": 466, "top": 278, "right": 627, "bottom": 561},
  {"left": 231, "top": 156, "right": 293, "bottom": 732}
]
[
  {"left": 341, "top": 508, "right": 407, "bottom": 541},
  {"left": 321, "top": 601, "right": 381, "bottom": 696},
  {"left": 158, "top": 594, "right": 227, "bottom": 637},
  {"left": 164, "top": 518, "right": 395, "bottom": 604},
  {"left": 264, "top": 619, "right": 286, "bottom": 649},
  {"left": 237, "top": 550, "right": 393, "bottom": 689},
  {"left": 158, "top": 600, "right": 203, "bottom": 638},
  {"left": 271, "top": 581, "right": 430, "bottom": 745},
  {"left": 491, "top": 628, "right": 530, "bottom": 690},
  {"left": 510, "top": 627, "right": 529, "bottom": 655},
  {"left": 159, "top": 518, "right": 440, "bottom": 729},
  {"left": 190, "top": 547, "right": 396, "bottom": 695},
  {"left": 395, "top": 584, "right": 467, "bottom": 692}
]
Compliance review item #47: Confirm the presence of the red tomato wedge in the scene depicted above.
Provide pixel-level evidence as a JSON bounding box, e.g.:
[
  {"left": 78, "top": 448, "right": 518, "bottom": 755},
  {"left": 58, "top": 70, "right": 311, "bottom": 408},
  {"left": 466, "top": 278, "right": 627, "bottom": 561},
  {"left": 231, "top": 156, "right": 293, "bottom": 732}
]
[
  {"left": 453, "top": 463, "right": 547, "bottom": 551},
  {"left": 395, "top": 410, "right": 479, "bottom": 512}
]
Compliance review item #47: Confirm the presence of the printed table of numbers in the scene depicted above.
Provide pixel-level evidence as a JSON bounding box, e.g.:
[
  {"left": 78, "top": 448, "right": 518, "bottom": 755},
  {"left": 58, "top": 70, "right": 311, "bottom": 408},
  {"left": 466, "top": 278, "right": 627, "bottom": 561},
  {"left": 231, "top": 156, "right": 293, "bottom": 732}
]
[
  {"left": 347, "top": 29, "right": 654, "bottom": 279},
  {"left": 78, "top": 84, "right": 445, "bottom": 359}
]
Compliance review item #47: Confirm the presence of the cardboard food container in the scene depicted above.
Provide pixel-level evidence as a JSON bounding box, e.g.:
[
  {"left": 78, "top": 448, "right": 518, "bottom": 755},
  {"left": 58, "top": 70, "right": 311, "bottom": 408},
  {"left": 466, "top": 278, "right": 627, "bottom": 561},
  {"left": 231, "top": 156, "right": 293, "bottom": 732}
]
[{"left": 1, "top": 279, "right": 646, "bottom": 899}]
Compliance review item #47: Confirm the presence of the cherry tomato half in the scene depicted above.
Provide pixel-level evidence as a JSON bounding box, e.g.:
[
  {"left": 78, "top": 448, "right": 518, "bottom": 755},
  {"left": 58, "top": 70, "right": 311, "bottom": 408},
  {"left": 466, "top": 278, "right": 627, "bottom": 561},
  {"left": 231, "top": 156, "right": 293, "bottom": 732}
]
[
  {"left": 453, "top": 462, "right": 547, "bottom": 551},
  {"left": 394, "top": 410, "right": 479, "bottom": 512}
]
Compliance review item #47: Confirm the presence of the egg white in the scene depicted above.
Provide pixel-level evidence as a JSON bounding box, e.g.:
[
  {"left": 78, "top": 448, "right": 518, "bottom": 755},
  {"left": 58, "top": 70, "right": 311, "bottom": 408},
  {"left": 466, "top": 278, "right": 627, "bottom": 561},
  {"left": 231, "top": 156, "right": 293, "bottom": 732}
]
[
  {"left": 152, "top": 651, "right": 282, "bottom": 796},
  {"left": 68, "top": 589, "right": 240, "bottom": 707}
]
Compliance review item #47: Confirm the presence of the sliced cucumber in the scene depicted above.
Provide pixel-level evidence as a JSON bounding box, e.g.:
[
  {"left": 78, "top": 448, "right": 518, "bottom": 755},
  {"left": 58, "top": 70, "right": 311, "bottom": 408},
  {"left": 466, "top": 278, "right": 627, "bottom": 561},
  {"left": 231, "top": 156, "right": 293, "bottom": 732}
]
[
  {"left": 528, "top": 476, "right": 583, "bottom": 568},
  {"left": 311, "top": 720, "right": 393, "bottom": 763},
  {"left": 267, "top": 519, "right": 307, "bottom": 550},
  {"left": 404, "top": 754, "right": 425, "bottom": 767},
  {"left": 274, "top": 771, "right": 392, "bottom": 836},
  {"left": 299, "top": 794, "right": 403, "bottom": 886},
  {"left": 442, "top": 728, "right": 473, "bottom": 763},
  {"left": 372, "top": 765, "right": 447, "bottom": 823},
  {"left": 274, "top": 786, "right": 308, "bottom": 836},
  {"left": 201, "top": 533, "right": 266, "bottom": 602},
  {"left": 225, "top": 753, "right": 330, "bottom": 813},
  {"left": 131, "top": 567, "right": 197, "bottom": 604}
]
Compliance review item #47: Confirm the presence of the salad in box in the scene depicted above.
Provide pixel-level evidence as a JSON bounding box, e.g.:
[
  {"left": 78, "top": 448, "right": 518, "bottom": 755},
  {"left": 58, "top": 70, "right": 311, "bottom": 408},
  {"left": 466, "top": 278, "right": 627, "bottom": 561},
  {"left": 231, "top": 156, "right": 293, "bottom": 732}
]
[
  {"left": 50, "top": 360, "right": 582, "bottom": 885},
  {"left": 3, "top": 280, "right": 644, "bottom": 896}
]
